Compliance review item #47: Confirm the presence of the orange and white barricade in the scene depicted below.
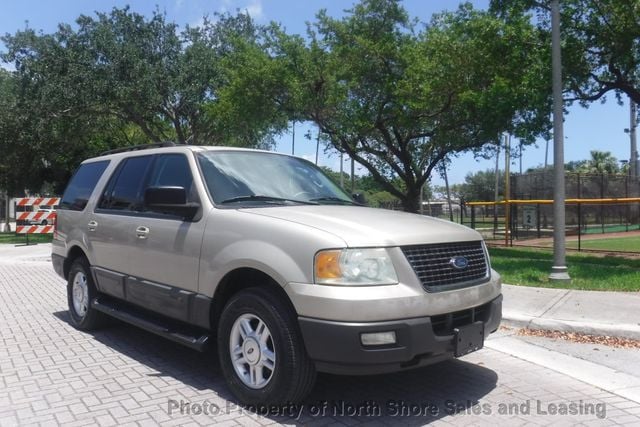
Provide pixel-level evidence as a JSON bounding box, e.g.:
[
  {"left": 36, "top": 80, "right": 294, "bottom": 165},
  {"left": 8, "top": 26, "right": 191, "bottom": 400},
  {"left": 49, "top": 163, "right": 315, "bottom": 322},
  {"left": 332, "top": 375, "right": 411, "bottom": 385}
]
[
  {"left": 15, "top": 197, "right": 60, "bottom": 234},
  {"left": 16, "top": 224, "right": 56, "bottom": 234}
]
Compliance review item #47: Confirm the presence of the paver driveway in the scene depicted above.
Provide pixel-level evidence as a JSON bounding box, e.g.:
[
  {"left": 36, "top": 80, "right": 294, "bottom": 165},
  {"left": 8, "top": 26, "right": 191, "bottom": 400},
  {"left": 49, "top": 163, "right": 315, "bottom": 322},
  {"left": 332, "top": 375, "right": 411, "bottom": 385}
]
[{"left": 1, "top": 245, "right": 638, "bottom": 426}]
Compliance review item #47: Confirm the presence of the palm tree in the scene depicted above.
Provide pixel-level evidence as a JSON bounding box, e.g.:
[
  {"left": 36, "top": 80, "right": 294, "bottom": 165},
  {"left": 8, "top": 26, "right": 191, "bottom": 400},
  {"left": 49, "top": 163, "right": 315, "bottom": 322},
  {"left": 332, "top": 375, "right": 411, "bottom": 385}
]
[
  {"left": 582, "top": 150, "right": 619, "bottom": 175},
  {"left": 581, "top": 150, "right": 619, "bottom": 229}
]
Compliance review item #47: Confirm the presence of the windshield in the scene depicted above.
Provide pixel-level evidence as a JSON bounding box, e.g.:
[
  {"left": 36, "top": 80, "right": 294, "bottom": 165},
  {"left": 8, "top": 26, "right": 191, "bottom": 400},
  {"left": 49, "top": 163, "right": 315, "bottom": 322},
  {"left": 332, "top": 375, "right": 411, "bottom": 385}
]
[{"left": 197, "top": 151, "right": 356, "bottom": 206}]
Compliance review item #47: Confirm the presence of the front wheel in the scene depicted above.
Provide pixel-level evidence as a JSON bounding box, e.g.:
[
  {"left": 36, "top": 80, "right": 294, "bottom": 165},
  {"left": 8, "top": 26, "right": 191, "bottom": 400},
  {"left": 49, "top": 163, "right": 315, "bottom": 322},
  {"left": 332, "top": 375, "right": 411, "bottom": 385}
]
[
  {"left": 67, "top": 257, "right": 105, "bottom": 330},
  {"left": 217, "top": 288, "right": 316, "bottom": 404}
]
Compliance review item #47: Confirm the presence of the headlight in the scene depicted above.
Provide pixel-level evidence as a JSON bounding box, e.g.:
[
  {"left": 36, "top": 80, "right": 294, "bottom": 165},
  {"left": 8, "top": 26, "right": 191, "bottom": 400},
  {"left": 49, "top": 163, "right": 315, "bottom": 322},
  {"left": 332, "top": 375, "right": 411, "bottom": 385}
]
[{"left": 314, "top": 248, "right": 398, "bottom": 285}]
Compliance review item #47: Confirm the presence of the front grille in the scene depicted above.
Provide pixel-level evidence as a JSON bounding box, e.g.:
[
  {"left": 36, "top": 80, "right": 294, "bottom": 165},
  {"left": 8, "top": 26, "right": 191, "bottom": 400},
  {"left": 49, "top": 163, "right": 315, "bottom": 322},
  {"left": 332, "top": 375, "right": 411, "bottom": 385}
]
[
  {"left": 431, "top": 302, "right": 491, "bottom": 336},
  {"left": 402, "top": 241, "right": 488, "bottom": 291}
]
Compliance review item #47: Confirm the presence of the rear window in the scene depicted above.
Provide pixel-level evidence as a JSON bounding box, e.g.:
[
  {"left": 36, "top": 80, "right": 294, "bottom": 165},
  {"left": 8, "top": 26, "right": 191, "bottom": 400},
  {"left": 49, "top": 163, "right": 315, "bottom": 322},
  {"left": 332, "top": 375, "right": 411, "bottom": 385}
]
[{"left": 59, "top": 161, "right": 109, "bottom": 211}]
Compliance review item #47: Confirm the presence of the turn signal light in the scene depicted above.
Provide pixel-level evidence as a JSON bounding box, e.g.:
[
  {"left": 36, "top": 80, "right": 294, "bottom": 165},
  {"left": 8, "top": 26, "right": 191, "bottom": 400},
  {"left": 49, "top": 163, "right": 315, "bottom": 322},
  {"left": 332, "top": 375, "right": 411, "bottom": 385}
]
[{"left": 314, "top": 250, "right": 342, "bottom": 280}]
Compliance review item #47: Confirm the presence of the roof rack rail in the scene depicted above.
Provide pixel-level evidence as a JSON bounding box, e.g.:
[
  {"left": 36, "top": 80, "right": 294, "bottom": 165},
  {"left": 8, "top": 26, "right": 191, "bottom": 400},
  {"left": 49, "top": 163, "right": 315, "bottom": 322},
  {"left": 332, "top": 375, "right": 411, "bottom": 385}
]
[{"left": 100, "top": 141, "right": 177, "bottom": 156}]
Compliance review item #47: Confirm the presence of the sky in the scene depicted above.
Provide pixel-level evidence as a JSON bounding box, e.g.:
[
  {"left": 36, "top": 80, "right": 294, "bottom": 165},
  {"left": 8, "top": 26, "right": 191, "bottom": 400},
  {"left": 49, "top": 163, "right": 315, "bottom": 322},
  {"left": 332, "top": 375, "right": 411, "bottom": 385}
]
[{"left": 0, "top": 0, "right": 634, "bottom": 187}]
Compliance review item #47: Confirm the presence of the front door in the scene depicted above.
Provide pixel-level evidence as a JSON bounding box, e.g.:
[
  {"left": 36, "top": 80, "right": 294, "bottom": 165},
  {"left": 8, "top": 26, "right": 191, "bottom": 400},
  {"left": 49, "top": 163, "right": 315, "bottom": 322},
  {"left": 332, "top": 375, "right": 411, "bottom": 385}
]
[{"left": 91, "top": 153, "right": 206, "bottom": 323}]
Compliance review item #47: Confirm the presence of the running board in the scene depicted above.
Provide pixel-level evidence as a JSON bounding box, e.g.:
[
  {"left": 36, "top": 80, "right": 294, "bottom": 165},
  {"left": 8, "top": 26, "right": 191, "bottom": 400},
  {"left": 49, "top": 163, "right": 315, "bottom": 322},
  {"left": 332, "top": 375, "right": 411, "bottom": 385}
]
[{"left": 92, "top": 298, "right": 210, "bottom": 352}]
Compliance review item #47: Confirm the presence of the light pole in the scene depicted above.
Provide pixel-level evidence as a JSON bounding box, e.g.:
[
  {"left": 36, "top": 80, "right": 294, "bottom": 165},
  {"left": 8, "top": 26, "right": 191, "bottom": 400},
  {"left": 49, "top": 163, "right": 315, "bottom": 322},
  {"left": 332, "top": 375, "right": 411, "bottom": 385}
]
[
  {"left": 315, "top": 130, "right": 320, "bottom": 165},
  {"left": 494, "top": 142, "right": 500, "bottom": 233},
  {"left": 442, "top": 162, "right": 454, "bottom": 222},
  {"left": 504, "top": 133, "right": 511, "bottom": 247},
  {"left": 549, "top": 0, "right": 570, "bottom": 281},
  {"left": 519, "top": 140, "right": 523, "bottom": 175},
  {"left": 4, "top": 190, "right": 9, "bottom": 232},
  {"left": 340, "top": 152, "right": 344, "bottom": 189},
  {"left": 291, "top": 121, "right": 295, "bottom": 155},
  {"left": 630, "top": 99, "right": 638, "bottom": 179},
  {"left": 544, "top": 138, "right": 549, "bottom": 169},
  {"left": 350, "top": 158, "right": 355, "bottom": 193}
]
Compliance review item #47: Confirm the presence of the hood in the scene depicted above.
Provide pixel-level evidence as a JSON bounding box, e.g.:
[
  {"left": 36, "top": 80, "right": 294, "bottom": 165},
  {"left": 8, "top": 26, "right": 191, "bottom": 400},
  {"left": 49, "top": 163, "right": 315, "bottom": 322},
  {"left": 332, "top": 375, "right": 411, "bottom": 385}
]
[{"left": 241, "top": 205, "right": 482, "bottom": 247}]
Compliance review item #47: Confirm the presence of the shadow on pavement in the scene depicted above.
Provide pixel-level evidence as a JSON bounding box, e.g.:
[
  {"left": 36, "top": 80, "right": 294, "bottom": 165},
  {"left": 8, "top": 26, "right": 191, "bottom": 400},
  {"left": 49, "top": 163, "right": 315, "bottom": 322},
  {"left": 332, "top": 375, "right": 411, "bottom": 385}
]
[{"left": 53, "top": 310, "right": 497, "bottom": 425}]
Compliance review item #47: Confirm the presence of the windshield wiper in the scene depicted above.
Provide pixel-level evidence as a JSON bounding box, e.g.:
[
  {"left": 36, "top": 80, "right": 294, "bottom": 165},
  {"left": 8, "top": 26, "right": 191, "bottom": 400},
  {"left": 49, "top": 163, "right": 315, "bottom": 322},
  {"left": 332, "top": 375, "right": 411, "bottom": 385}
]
[
  {"left": 310, "top": 196, "right": 360, "bottom": 205},
  {"left": 220, "top": 195, "right": 318, "bottom": 205}
]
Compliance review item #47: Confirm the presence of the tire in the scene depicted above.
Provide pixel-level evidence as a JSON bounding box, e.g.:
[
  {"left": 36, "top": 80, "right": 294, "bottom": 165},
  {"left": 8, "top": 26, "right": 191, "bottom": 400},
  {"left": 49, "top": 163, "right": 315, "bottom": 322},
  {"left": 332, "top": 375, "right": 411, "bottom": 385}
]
[
  {"left": 217, "top": 287, "right": 316, "bottom": 404},
  {"left": 41, "top": 220, "right": 48, "bottom": 226},
  {"left": 67, "top": 257, "right": 106, "bottom": 330}
]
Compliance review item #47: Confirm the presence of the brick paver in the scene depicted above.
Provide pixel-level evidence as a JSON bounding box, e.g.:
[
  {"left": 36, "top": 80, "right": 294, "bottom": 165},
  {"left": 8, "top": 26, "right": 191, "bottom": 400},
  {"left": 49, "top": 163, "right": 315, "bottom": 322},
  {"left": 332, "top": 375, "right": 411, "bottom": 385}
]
[{"left": 1, "top": 257, "right": 639, "bottom": 426}]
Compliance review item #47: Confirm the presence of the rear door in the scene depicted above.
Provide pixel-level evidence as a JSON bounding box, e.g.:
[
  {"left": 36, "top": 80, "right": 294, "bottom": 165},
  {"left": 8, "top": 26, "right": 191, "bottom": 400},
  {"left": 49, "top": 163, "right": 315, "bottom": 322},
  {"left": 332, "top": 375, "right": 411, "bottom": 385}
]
[
  {"left": 53, "top": 160, "right": 110, "bottom": 267},
  {"left": 90, "top": 155, "right": 153, "bottom": 282}
]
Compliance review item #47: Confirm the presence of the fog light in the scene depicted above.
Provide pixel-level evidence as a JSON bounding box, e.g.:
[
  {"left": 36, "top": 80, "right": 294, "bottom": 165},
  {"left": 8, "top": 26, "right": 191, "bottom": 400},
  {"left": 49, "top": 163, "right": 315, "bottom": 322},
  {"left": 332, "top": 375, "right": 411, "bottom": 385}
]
[{"left": 361, "top": 331, "right": 397, "bottom": 346}]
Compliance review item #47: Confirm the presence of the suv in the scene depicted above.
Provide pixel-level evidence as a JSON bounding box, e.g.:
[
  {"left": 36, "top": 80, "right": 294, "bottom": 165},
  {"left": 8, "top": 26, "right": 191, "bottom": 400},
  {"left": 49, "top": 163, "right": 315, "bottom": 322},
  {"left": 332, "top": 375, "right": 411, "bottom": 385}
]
[{"left": 52, "top": 143, "right": 501, "bottom": 404}]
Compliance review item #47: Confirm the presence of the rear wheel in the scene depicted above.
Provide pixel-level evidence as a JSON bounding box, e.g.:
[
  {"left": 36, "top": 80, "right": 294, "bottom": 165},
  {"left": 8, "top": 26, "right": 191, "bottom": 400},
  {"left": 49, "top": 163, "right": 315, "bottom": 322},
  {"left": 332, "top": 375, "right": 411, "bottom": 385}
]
[
  {"left": 217, "top": 287, "right": 316, "bottom": 404},
  {"left": 67, "top": 257, "right": 105, "bottom": 330}
]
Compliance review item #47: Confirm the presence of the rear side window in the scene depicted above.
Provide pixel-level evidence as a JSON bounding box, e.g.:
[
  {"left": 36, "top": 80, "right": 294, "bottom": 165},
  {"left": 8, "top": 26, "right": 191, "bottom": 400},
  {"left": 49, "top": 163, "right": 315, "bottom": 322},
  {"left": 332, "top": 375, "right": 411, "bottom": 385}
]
[
  {"left": 98, "top": 156, "right": 153, "bottom": 211},
  {"left": 59, "top": 161, "right": 109, "bottom": 211}
]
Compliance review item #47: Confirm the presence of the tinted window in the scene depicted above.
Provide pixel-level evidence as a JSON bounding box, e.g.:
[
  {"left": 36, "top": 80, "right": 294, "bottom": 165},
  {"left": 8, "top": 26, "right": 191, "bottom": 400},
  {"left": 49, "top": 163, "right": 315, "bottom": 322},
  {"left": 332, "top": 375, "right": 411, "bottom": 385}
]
[
  {"left": 60, "top": 161, "right": 109, "bottom": 211},
  {"left": 99, "top": 156, "right": 153, "bottom": 211},
  {"left": 144, "top": 154, "right": 196, "bottom": 215},
  {"left": 147, "top": 154, "right": 193, "bottom": 192}
]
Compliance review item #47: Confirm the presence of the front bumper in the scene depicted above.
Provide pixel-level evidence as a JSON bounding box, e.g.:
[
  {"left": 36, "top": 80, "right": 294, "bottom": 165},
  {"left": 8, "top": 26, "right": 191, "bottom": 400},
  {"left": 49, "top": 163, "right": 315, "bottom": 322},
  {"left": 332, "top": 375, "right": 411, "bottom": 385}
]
[{"left": 298, "top": 294, "right": 502, "bottom": 375}]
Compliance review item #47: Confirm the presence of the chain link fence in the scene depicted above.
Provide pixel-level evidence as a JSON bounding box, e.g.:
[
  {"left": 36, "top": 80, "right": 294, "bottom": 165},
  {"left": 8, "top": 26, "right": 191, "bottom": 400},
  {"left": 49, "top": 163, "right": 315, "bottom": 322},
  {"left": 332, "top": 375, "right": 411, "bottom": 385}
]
[{"left": 462, "top": 171, "right": 640, "bottom": 254}]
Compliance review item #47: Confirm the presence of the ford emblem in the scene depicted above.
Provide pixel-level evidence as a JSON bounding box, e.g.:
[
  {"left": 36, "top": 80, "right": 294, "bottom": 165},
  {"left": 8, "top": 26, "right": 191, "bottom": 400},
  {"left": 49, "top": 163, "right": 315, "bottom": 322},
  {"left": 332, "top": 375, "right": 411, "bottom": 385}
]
[{"left": 449, "top": 256, "right": 469, "bottom": 270}]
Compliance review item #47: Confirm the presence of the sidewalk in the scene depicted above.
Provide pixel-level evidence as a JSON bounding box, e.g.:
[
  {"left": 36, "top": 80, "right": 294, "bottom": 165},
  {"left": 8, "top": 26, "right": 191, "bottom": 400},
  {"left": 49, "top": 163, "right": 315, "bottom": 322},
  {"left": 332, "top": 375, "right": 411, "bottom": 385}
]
[
  {"left": 502, "top": 284, "right": 640, "bottom": 340},
  {"left": 0, "top": 241, "right": 51, "bottom": 263}
]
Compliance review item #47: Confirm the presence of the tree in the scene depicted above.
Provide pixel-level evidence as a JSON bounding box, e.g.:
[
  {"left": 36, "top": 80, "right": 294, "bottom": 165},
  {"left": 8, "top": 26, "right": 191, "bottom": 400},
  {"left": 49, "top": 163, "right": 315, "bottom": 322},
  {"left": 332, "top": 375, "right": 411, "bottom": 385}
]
[
  {"left": 1, "top": 8, "right": 289, "bottom": 193},
  {"left": 491, "top": 0, "right": 640, "bottom": 105},
  {"left": 205, "top": 19, "right": 291, "bottom": 148},
  {"left": 270, "top": 0, "right": 551, "bottom": 212},
  {"left": 2, "top": 8, "right": 279, "bottom": 146},
  {"left": 582, "top": 150, "right": 620, "bottom": 174},
  {"left": 456, "top": 169, "right": 506, "bottom": 202},
  {"left": 0, "top": 69, "right": 20, "bottom": 196},
  {"left": 319, "top": 167, "right": 405, "bottom": 208},
  {"left": 0, "top": 66, "right": 149, "bottom": 194}
]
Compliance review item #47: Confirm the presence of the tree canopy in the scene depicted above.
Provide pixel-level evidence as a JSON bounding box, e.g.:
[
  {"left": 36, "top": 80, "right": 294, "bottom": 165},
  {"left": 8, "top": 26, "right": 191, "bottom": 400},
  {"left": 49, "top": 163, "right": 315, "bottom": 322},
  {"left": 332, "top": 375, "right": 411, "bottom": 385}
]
[
  {"left": 454, "top": 169, "right": 505, "bottom": 203},
  {"left": 1, "top": 7, "right": 289, "bottom": 193},
  {"left": 2, "top": 7, "right": 286, "bottom": 146},
  {"left": 2, "top": 1, "right": 560, "bottom": 204},
  {"left": 491, "top": 0, "right": 640, "bottom": 105},
  {"left": 267, "top": 0, "right": 552, "bottom": 211}
]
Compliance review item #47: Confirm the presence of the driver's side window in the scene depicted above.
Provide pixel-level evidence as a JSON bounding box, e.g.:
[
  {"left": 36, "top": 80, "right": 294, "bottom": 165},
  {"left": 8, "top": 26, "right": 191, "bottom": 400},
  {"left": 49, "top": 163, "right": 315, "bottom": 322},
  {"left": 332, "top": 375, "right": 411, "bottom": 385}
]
[
  {"left": 144, "top": 154, "right": 197, "bottom": 215},
  {"left": 98, "top": 155, "right": 153, "bottom": 212}
]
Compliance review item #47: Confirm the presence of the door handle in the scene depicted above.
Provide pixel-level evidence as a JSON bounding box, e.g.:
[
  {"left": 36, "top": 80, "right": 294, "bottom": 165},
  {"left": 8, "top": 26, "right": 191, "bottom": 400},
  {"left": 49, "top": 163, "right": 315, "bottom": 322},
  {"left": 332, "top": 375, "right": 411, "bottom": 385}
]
[
  {"left": 87, "top": 220, "right": 98, "bottom": 232},
  {"left": 135, "top": 226, "right": 150, "bottom": 239}
]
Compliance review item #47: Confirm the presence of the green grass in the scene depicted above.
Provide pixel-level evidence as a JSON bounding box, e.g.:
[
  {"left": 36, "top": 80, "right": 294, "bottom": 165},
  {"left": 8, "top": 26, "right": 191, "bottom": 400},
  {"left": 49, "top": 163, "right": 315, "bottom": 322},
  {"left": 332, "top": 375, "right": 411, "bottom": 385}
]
[
  {"left": 488, "top": 246, "right": 640, "bottom": 291},
  {"left": 566, "top": 235, "right": 640, "bottom": 252},
  {"left": 582, "top": 224, "right": 640, "bottom": 234},
  {"left": 0, "top": 233, "right": 52, "bottom": 244}
]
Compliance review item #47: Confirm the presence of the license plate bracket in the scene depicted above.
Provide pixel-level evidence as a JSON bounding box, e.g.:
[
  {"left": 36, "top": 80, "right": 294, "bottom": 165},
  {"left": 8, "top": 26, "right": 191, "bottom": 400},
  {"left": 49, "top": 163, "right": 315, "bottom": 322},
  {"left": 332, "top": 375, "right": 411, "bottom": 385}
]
[{"left": 454, "top": 321, "right": 484, "bottom": 357}]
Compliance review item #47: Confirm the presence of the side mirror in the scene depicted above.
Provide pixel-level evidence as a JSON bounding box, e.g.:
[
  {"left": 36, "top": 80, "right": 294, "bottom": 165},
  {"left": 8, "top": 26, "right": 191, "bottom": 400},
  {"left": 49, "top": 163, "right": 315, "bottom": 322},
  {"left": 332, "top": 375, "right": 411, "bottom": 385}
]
[
  {"left": 352, "top": 192, "right": 367, "bottom": 205},
  {"left": 144, "top": 186, "right": 199, "bottom": 220}
]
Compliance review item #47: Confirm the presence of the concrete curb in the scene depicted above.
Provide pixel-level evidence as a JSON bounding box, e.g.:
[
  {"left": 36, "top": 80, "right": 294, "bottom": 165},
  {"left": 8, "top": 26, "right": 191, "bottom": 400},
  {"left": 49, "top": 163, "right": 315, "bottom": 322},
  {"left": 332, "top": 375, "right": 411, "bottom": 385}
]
[
  {"left": 486, "top": 336, "right": 640, "bottom": 404},
  {"left": 502, "top": 310, "right": 640, "bottom": 341}
]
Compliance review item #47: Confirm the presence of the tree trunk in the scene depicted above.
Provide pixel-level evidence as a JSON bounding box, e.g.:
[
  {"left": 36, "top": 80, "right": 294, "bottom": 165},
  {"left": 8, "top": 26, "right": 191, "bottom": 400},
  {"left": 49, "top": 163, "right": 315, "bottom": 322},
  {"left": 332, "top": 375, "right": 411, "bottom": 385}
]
[{"left": 401, "top": 189, "right": 421, "bottom": 213}]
